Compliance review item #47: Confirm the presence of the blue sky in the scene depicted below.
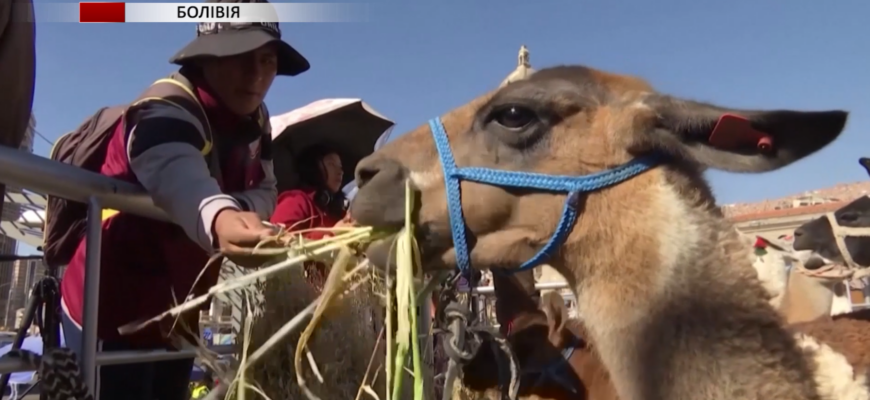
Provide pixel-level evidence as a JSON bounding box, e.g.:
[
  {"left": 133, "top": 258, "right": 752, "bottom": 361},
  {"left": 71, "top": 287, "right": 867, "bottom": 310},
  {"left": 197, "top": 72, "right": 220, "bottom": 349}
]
[{"left": 27, "top": 0, "right": 869, "bottom": 216}]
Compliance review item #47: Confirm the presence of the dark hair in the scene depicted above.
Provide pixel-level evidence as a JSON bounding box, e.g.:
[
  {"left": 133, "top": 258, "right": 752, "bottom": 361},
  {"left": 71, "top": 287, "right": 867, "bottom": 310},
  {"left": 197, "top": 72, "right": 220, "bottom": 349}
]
[{"left": 295, "top": 144, "right": 347, "bottom": 218}]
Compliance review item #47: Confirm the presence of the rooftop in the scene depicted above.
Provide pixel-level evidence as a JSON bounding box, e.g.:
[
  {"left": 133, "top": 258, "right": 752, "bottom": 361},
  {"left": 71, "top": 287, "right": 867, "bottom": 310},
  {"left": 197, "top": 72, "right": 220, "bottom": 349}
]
[{"left": 723, "top": 181, "right": 870, "bottom": 222}]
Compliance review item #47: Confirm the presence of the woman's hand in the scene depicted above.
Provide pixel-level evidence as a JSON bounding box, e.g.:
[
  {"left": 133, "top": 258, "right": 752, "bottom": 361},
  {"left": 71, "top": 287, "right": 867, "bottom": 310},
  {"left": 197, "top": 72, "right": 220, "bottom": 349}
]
[
  {"left": 334, "top": 214, "right": 357, "bottom": 228},
  {"left": 213, "top": 209, "right": 277, "bottom": 268}
]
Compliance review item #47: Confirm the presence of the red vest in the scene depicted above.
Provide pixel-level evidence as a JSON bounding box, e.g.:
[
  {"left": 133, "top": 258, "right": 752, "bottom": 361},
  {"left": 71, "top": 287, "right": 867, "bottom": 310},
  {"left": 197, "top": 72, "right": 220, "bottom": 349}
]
[{"left": 61, "top": 82, "right": 268, "bottom": 347}]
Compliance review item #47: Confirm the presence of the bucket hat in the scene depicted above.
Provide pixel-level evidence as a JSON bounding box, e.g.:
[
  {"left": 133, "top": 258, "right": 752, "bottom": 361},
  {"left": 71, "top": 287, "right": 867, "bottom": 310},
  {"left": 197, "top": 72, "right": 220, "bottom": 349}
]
[{"left": 169, "top": 0, "right": 310, "bottom": 76}]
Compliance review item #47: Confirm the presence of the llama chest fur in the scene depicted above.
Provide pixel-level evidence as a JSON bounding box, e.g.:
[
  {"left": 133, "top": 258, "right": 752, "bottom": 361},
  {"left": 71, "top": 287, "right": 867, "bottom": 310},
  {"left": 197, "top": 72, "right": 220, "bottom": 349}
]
[{"left": 794, "top": 332, "right": 870, "bottom": 400}]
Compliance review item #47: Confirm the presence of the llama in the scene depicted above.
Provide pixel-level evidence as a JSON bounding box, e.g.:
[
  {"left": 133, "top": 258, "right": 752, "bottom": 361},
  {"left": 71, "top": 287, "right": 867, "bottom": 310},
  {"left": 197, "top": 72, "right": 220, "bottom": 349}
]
[
  {"left": 793, "top": 157, "right": 870, "bottom": 273},
  {"left": 747, "top": 235, "right": 792, "bottom": 309},
  {"left": 534, "top": 284, "right": 870, "bottom": 400},
  {"left": 750, "top": 234, "right": 855, "bottom": 320},
  {"left": 350, "top": 64, "right": 851, "bottom": 400},
  {"left": 461, "top": 236, "right": 870, "bottom": 400}
]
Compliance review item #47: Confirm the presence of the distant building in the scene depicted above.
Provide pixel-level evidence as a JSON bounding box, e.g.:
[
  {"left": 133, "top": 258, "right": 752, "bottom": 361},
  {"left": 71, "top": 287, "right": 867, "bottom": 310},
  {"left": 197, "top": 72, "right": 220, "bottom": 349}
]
[
  {"left": 2, "top": 258, "right": 48, "bottom": 329},
  {"left": 729, "top": 181, "right": 870, "bottom": 239}
]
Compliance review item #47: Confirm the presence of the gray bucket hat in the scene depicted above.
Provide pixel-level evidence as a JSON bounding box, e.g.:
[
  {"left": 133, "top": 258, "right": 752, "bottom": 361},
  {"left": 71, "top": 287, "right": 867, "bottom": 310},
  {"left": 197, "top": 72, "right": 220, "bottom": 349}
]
[{"left": 169, "top": 0, "right": 310, "bottom": 76}]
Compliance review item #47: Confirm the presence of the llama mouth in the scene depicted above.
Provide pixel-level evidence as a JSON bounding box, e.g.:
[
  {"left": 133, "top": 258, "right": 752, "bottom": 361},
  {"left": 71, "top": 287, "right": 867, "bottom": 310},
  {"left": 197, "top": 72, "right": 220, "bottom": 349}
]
[
  {"left": 363, "top": 223, "right": 451, "bottom": 272},
  {"left": 798, "top": 255, "right": 854, "bottom": 280}
]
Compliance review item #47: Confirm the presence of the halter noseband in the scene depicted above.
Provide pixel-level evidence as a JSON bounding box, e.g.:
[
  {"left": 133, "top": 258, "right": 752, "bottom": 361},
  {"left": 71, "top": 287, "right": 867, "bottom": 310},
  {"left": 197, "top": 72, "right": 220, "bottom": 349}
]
[{"left": 428, "top": 117, "right": 660, "bottom": 274}]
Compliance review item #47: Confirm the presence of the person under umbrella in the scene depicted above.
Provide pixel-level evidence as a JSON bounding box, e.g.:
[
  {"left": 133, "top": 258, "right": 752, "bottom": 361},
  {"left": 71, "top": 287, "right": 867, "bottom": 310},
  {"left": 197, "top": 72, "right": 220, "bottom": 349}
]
[{"left": 270, "top": 145, "right": 350, "bottom": 290}]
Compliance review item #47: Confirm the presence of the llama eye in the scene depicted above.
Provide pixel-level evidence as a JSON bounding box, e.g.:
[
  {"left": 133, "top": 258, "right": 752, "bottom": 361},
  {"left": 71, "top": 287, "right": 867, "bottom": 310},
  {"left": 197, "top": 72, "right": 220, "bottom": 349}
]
[
  {"left": 839, "top": 212, "right": 860, "bottom": 223},
  {"left": 493, "top": 105, "right": 537, "bottom": 130}
]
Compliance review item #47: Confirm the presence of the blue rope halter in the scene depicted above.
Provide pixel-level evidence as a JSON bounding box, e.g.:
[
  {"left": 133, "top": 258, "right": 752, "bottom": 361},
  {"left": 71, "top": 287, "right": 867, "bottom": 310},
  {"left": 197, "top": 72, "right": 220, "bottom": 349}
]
[{"left": 428, "top": 117, "right": 659, "bottom": 275}]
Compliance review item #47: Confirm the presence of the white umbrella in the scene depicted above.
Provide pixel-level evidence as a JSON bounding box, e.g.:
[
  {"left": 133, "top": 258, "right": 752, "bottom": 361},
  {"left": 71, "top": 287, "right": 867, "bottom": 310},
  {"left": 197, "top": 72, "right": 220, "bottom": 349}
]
[
  {"left": 342, "top": 124, "right": 397, "bottom": 201},
  {"left": 270, "top": 99, "right": 394, "bottom": 191}
]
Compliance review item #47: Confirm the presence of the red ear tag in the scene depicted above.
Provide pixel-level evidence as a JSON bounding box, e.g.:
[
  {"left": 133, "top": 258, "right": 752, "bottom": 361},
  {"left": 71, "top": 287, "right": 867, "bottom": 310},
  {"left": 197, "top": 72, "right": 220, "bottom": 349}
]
[{"left": 708, "top": 114, "right": 774, "bottom": 154}]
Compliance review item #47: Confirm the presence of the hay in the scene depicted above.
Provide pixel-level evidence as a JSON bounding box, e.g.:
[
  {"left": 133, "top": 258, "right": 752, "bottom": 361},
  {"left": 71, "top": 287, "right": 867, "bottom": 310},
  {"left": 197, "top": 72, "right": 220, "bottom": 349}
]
[
  {"left": 220, "top": 231, "right": 415, "bottom": 399},
  {"left": 448, "top": 380, "right": 510, "bottom": 400},
  {"left": 451, "top": 384, "right": 553, "bottom": 400},
  {"left": 119, "top": 183, "right": 433, "bottom": 399},
  {"left": 233, "top": 260, "right": 403, "bottom": 399}
]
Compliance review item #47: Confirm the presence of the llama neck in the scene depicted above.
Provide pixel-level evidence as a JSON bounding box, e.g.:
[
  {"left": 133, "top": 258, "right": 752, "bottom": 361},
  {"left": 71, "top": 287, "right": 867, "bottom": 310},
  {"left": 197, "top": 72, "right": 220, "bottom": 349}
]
[
  {"left": 567, "top": 178, "right": 813, "bottom": 400},
  {"left": 751, "top": 250, "right": 789, "bottom": 309},
  {"left": 779, "top": 269, "right": 836, "bottom": 324}
]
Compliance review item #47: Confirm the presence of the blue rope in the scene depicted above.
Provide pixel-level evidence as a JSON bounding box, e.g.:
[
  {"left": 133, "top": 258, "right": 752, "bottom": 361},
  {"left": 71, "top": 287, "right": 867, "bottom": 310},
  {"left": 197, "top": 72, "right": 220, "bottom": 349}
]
[{"left": 428, "top": 117, "right": 658, "bottom": 275}]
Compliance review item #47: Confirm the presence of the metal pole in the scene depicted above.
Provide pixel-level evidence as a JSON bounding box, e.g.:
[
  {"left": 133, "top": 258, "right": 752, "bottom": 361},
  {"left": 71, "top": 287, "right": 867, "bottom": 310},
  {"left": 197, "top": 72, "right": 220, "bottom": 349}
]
[
  {"left": 460, "top": 281, "right": 569, "bottom": 294},
  {"left": 0, "top": 146, "right": 167, "bottom": 221},
  {"left": 80, "top": 196, "right": 102, "bottom": 397},
  {"left": 0, "top": 184, "right": 5, "bottom": 225},
  {"left": 0, "top": 345, "right": 236, "bottom": 374},
  {"left": 96, "top": 345, "right": 235, "bottom": 366}
]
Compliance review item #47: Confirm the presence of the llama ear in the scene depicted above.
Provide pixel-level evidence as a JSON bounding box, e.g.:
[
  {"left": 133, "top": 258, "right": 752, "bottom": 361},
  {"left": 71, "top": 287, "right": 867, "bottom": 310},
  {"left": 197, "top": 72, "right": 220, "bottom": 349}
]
[
  {"left": 859, "top": 158, "right": 870, "bottom": 177},
  {"left": 541, "top": 292, "right": 568, "bottom": 348},
  {"left": 640, "top": 95, "right": 847, "bottom": 173},
  {"left": 493, "top": 270, "right": 539, "bottom": 329}
]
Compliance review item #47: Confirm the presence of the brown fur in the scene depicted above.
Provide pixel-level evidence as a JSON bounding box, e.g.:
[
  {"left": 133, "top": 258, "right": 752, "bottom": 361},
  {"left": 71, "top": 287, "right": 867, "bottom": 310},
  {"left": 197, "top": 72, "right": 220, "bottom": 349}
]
[
  {"left": 351, "top": 64, "right": 848, "bottom": 400},
  {"left": 489, "top": 263, "right": 870, "bottom": 400},
  {"left": 538, "top": 292, "right": 619, "bottom": 400},
  {"left": 791, "top": 309, "right": 870, "bottom": 378},
  {"left": 534, "top": 292, "right": 870, "bottom": 400}
]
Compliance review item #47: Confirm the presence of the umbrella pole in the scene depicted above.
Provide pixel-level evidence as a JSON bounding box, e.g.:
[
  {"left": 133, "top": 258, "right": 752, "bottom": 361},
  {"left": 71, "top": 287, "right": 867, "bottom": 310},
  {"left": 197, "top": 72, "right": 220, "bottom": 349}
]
[{"left": 0, "top": 266, "right": 63, "bottom": 400}]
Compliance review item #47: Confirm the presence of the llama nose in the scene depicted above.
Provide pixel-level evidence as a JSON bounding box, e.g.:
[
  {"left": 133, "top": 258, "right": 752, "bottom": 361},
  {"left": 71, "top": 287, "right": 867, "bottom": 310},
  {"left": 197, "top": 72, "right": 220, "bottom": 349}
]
[
  {"left": 351, "top": 156, "right": 409, "bottom": 228},
  {"left": 355, "top": 156, "right": 406, "bottom": 190},
  {"left": 793, "top": 226, "right": 805, "bottom": 239}
]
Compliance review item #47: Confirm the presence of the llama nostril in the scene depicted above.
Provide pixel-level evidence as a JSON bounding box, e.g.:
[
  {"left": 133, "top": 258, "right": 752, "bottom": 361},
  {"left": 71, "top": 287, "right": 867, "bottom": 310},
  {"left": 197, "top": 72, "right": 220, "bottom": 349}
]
[
  {"left": 354, "top": 158, "right": 407, "bottom": 189},
  {"left": 804, "top": 256, "right": 826, "bottom": 270},
  {"left": 355, "top": 166, "right": 378, "bottom": 189},
  {"left": 354, "top": 157, "right": 385, "bottom": 189}
]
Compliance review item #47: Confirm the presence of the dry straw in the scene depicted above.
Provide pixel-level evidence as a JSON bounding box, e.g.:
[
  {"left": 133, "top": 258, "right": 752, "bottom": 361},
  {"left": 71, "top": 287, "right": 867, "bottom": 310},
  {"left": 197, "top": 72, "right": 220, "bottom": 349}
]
[{"left": 119, "top": 180, "right": 438, "bottom": 399}]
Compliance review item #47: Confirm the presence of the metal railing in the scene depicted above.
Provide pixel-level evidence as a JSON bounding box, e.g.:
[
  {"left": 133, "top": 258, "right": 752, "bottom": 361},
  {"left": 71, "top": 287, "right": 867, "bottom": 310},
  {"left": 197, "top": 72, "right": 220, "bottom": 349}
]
[
  {"left": 461, "top": 282, "right": 574, "bottom": 326},
  {"left": 460, "top": 281, "right": 570, "bottom": 294},
  {"left": 0, "top": 145, "right": 192, "bottom": 396},
  {"left": 0, "top": 344, "right": 235, "bottom": 374}
]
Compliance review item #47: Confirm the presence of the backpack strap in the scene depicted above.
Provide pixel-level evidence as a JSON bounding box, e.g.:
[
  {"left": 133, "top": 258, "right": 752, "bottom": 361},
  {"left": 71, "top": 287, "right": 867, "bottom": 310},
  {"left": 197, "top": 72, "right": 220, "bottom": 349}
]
[
  {"left": 128, "top": 73, "right": 214, "bottom": 156},
  {"left": 124, "top": 73, "right": 224, "bottom": 185},
  {"left": 124, "top": 72, "right": 271, "bottom": 191},
  {"left": 256, "top": 102, "right": 270, "bottom": 134}
]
